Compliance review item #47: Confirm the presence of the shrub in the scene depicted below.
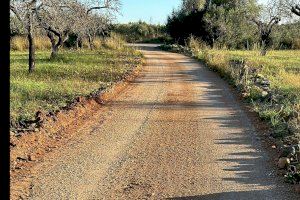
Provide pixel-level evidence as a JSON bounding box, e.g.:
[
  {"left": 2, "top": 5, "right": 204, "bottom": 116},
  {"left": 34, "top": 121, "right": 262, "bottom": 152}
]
[{"left": 103, "top": 33, "right": 126, "bottom": 50}]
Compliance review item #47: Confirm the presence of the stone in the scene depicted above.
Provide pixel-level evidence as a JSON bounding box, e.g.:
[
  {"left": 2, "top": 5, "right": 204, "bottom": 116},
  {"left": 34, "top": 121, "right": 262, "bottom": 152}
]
[
  {"left": 242, "top": 92, "right": 250, "bottom": 98},
  {"left": 278, "top": 157, "right": 290, "bottom": 169},
  {"left": 261, "top": 79, "right": 270, "bottom": 86},
  {"left": 261, "top": 91, "right": 268, "bottom": 98},
  {"left": 280, "top": 146, "right": 296, "bottom": 158},
  {"left": 295, "top": 184, "right": 300, "bottom": 194},
  {"left": 28, "top": 154, "right": 36, "bottom": 161}
]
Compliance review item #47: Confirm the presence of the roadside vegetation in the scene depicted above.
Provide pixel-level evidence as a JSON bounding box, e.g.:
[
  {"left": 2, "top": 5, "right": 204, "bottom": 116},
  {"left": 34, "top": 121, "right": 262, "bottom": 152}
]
[
  {"left": 163, "top": 0, "right": 300, "bottom": 186},
  {"left": 10, "top": 34, "right": 143, "bottom": 128}
]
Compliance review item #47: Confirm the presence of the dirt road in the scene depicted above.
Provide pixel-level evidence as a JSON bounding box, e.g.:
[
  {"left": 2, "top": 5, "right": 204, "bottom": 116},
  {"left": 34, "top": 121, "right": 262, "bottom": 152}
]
[{"left": 28, "top": 44, "right": 297, "bottom": 199}]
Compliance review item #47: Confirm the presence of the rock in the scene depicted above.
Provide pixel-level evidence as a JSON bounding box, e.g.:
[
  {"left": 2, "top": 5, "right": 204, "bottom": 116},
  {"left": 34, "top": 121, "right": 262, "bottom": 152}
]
[
  {"left": 261, "top": 91, "right": 268, "bottom": 98},
  {"left": 76, "top": 96, "right": 85, "bottom": 103},
  {"left": 242, "top": 92, "right": 250, "bottom": 98},
  {"left": 288, "top": 165, "right": 297, "bottom": 173},
  {"left": 261, "top": 79, "right": 270, "bottom": 86},
  {"left": 278, "top": 157, "right": 290, "bottom": 169},
  {"left": 280, "top": 146, "right": 296, "bottom": 158},
  {"left": 295, "top": 184, "right": 300, "bottom": 194},
  {"left": 16, "top": 156, "right": 27, "bottom": 162},
  {"left": 290, "top": 144, "right": 300, "bottom": 153},
  {"left": 35, "top": 110, "right": 46, "bottom": 124},
  {"left": 28, "top": 154, "right": 36, "bottom": 161},
  {"left": 256, "top": 73, "right": 264, "bottom": 79}
]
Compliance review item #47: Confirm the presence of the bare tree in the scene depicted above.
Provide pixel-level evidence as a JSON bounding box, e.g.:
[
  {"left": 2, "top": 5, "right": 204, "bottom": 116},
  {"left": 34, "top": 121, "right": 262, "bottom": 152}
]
[
  {"left": 34, "top": 0, "right": 120, "bottom": 56},
  {"left": 250, "top": 1, "right": 281, "bottom": 56},
  {"left": 34, "top": 0, "right": 81, "bottom": 58},
  {"left": 10, "top": 0, "right": 38, "bottom": 72},
  {"left": 276, "top": 0, "right": 300, "bottom": 17},
  {"left": 251, "top": 17, "right": 280, "bottom": 56},
  {"left": 83, "top": 0, "right": 120, "bottom": 50}
]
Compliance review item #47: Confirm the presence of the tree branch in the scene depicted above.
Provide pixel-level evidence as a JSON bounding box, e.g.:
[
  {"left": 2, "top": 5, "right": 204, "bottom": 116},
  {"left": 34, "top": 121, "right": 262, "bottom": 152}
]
[
  {"left": 34, "top": 8, "right": 61, "bottom": 37},
  {"left": 291, "top": 5, "right": 300, "bottom": 16},
  {"left": 267, "top": 17, "right": 280, "bottom": 30},
  {"left": 87, "top": 6, "right": 108, "bottom": 14},
  {"left": 250, "top": 18, "right": 261, "bottom": 27}
]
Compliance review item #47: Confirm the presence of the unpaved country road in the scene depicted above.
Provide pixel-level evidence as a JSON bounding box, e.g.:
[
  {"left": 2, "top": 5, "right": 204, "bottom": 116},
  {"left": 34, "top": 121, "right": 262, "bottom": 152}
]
[{"left": 28, "top": 44, "right": 297, "bottom": 199}]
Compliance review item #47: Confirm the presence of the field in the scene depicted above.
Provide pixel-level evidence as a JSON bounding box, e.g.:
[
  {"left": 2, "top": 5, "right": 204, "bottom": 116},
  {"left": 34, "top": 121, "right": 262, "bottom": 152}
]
[
  {"left": 10, "top": 47, "right": 143, "bottom": 125},
  {"left": 200, "top": 50, "right": 300, "bottom": 97}
]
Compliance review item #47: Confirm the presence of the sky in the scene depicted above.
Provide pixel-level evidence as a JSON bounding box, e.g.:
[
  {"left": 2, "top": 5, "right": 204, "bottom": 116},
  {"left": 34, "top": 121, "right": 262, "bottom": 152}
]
[
  {"left": 116, "top": 0, "right": 182, "bottom": 25},
  {"left": 116, "top": 0, "right": 269, "bottom": 25}
]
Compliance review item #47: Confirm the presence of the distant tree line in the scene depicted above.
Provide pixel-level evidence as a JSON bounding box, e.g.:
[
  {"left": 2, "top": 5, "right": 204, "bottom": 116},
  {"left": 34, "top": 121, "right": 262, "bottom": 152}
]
[
  {"left": 112, "top": 21, "right": 170, "bottom": 43},
  {"left": 166, "top": 0, "right": 300, "bottom": 54}
]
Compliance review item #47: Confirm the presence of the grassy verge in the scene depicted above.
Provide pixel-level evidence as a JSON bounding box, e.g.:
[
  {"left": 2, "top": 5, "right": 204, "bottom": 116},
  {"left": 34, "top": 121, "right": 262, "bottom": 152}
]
[
  {"left": 161, "top": 43, "right": 300, "bottom": 144},
  {"left": 10, "top": 47, "right": 143, "bottom": 127}
]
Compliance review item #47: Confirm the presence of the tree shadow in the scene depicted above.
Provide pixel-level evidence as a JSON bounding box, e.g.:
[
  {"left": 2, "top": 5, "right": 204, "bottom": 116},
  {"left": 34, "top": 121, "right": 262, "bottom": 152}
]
[{"left": 167, "top": 189, "right": 292, "bottom": 200}]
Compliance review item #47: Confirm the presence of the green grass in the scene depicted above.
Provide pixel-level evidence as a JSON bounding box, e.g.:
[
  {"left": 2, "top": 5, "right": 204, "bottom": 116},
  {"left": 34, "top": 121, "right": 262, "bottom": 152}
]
[
  {"left": 201, "top": 50, "right": 300, "bottom": 97},
  {"left": 10, "top": 47, "right": 143, "bottom": 124}
]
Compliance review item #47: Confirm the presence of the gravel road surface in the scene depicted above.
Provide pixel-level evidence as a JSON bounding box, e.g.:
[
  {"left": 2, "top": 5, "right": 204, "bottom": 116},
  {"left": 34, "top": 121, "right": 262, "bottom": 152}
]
[{"left": 29, "top": 44, "right": 297, "bottom": 199}]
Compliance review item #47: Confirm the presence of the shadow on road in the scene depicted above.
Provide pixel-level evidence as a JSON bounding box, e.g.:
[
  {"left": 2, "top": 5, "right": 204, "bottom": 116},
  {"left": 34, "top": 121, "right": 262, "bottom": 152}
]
[
  {"left": 115, "top": 45, "right": 293, "bottom": 198},
  {"left": 167, "top": 190, "right": 278, "bottom": 200}
]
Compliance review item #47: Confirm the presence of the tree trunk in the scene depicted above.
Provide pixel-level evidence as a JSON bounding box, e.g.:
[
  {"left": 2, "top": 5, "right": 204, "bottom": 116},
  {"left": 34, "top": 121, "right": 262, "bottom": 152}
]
[
  {"left": 260, "top": 40, "right": 267, "bottom": 56},
  {"left": 27, "top": 11, "right": 35, "bottom": 73},
  {"left": 75, "top": 36, "right": 83, "bottom": 49},
  {"left": 47, "top": 32, "right": 58, "bottom": 59},
  {"left": 246, "top": 40, "right": 249, "bottom": 50},
  {"left": 75, "top": 37, "right": 79, "bottom": 49},
  {"left": 47, "top": 32, "right": 64, "bottom": 59},
  {"left": 88, "top": 34, "right": 94, "bottom": 50}
]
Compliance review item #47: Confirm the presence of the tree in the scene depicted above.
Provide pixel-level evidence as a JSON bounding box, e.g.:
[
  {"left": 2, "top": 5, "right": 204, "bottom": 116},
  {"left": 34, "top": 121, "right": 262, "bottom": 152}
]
[
  {"left": 166, "top": 0, "right": 260, "bottom": 47},
  {"left": 84, "top": 0, "right": 120, "bottom": 50},
  {"left": 251, "top": 17, "right": 281, "bottom": 55},
  {"left": 10, "top": 0, "right": 38, "bottom": 73},
  {"left": 249, "top": 1, "right": 282, "bottom": 55},
  {"left": 276, "top": 0, "right": 300, "bottom": 17},
  {"left": 34, "top": 0, "right": 120, "bottom": 57},
  {"left": 34, "top": 0, "right": 84, "bottom": 58}
]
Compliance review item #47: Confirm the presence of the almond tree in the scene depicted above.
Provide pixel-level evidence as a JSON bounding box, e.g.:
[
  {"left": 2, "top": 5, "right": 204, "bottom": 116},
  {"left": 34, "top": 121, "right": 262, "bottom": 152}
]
[
  {"left": 82, "top": 0, "right": 120, "bottom": 50},
  {"left": 35, "top": 0, "right": 120, "bottom": 56},
  {"left": 34, "top": 0, "right": 82, "bottom": 58},
  {"left": 10, "top": 0, "right": 38, "bottom": 72}
]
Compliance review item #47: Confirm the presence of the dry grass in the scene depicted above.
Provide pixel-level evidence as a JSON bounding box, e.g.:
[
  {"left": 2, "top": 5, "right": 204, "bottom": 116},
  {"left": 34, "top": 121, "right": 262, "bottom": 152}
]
[
  {"left": 11, "top": 36, "right": 52, "bottom": 51},
  {"left": 103, "top": 33, "right": 126, "bottom": 50}
]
